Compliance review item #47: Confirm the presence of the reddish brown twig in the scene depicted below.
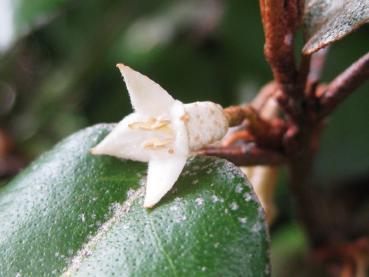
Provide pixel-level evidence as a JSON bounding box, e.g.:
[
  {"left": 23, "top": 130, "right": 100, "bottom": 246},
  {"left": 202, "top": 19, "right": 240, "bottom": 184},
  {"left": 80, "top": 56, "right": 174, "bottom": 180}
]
[
  {"left": 259, "top": 0, "right": 305, "bottom": 119},
  {"left": 223, "top": 106, "right": 249, "bottom": 127},
  {"left": 199, "top": 144, "right": 285, "bottom": 166},
  {"left": 259, "top": 0, "right": 300, "bottom": 85},
  {"left": 224, "top": 105, "right": 286, "bottom": 149},
  {"left": 319, "top": 51, "right": 369, "bottom": 118}
]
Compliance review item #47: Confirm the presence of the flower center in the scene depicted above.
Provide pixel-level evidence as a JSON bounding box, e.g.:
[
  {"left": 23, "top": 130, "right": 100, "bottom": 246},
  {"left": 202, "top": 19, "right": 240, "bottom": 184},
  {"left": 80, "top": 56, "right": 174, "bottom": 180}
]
[{"left": 128, "top": 117, "right": 175, "bottom": 152}]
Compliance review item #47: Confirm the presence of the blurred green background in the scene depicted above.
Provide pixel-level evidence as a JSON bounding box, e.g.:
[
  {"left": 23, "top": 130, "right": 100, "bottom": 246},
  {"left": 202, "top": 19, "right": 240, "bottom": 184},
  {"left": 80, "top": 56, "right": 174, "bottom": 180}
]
[{"left": 0, "top": 0, "right": 368, "bottom": 275}]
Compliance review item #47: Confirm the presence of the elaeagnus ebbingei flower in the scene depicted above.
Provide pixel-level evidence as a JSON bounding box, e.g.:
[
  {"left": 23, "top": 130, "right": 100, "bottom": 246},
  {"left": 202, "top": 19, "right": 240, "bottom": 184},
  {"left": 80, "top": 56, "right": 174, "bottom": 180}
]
[{"left": 91, "top": 64, "right": 229, "bottom": 208}]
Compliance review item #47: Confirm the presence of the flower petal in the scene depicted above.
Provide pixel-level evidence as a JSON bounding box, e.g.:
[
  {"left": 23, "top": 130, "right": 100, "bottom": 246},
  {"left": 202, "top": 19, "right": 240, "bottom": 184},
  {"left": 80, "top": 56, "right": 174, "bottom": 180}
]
[
  {"left": 91, "top": 113, "right": 174, "bottom": 162},
  {"left": 143, "top": 156, "right": 187, "bottom": 208},
  {"left": 117, "top": 64, "right": 175, "bottom": 116},
  {"left": 169, "top": 100, "right": 189, "bottom": 157}
]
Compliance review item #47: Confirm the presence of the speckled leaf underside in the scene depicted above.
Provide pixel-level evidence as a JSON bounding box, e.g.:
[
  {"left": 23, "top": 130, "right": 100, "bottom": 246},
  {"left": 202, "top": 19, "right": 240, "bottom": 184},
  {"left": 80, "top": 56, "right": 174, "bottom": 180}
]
[
  {"left": 0, "top": 124, "right": 270, "bottom": 277},
  {"left": 303, "top": 0, "right": 369, "bottom": 54}
]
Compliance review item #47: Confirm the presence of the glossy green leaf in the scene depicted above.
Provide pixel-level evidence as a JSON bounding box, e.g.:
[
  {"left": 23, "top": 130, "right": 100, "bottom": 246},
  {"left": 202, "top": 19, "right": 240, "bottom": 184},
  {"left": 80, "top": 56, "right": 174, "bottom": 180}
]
[
  {"left": 0, "top": 124, "right": 270, "bottom": 276},
  {"left": 0, "top": 0, "right": 67, "bottom": 52},
  {"left": 303, "top": 0, "right": 369, "bottom": 55}
]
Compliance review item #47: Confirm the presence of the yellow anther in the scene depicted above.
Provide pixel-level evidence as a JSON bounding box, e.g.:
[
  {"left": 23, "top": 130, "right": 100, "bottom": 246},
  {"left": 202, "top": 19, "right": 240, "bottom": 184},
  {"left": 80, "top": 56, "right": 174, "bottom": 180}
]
[
  {"left": 141, "top": 138, "right": 172, "bottom": 149},
  {"left": 128, "top": 117, "right": 170, "bottom": 130}
]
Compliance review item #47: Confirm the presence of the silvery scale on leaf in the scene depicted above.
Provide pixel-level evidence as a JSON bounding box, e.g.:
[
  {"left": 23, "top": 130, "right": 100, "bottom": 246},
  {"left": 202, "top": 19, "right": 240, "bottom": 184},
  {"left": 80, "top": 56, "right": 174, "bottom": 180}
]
[{"left": 91, "top": 64, "right": 229, "bottom": 208}]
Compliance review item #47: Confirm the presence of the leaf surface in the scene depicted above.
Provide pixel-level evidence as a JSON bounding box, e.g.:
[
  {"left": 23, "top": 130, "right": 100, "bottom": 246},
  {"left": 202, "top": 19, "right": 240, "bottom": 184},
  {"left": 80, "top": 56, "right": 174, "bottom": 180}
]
[
  {"left": 0, "top": 124, "right": 270, "bottom": 276},
  {"left": 303, "top": 0, "right": 369, "bottom": 54}
]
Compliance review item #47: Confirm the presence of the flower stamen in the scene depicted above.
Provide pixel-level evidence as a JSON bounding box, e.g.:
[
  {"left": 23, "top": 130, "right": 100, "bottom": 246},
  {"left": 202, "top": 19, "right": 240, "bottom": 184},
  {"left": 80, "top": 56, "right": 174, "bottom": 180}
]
[
  {"left": 141, "top": 137, "right": 172, "bottom": 149},
  {"left": 128, "top": 117, "right": 171, "bottom": 130}
]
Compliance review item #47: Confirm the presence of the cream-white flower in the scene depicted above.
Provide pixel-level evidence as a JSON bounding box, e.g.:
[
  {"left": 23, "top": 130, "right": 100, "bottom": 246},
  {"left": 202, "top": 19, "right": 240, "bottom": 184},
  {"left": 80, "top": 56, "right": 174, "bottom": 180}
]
[{"left": 91, "top": 64, "right": 228, "bottom": 208}]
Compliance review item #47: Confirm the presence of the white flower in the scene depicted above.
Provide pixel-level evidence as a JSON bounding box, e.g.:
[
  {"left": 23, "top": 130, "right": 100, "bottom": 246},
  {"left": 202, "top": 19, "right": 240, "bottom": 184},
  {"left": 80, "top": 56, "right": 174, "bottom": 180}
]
[{"left": 91, "top": 64, "right": 228, "bottom": 208}]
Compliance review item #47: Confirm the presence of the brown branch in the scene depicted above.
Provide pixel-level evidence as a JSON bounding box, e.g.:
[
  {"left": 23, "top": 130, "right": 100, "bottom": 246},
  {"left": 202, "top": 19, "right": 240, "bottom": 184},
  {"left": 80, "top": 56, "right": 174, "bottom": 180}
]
[
  {"left": 259, "top": 0, "right": 304, "bottom": 118},
  {"left": 199, "top": 144, "right": 286, "bottom": 166},
  {"left": 319, "top": 51, "right": 369, "bottom": 118},
  {"left": 224, "top": 105, "right": 271, "bottom": 128},
  {"left": 224, "top": 104, "right": 286, "bottom": 150},
  {"left": 223, "top": 105, "right": 248, "bottom": 127}
]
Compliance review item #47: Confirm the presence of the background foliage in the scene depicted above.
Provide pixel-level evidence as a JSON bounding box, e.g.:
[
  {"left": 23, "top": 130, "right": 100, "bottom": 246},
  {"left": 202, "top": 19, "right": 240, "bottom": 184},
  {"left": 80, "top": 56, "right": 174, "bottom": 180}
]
[{"left": 0, "top": 0, "right": 368, "bottom": 275}]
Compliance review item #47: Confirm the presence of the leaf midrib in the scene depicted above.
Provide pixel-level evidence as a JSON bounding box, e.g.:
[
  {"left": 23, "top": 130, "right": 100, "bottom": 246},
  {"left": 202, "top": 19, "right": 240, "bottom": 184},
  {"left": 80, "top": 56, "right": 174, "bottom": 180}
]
[{"left": 61, "top": 187, "right": 145, "bottom": 276}]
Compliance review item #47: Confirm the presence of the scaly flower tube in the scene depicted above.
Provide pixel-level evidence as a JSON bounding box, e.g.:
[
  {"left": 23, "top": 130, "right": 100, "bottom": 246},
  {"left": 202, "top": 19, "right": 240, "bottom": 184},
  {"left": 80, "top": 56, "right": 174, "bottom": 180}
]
[{"left": 91, "top": 64, "right": 228, "bottom": 208}]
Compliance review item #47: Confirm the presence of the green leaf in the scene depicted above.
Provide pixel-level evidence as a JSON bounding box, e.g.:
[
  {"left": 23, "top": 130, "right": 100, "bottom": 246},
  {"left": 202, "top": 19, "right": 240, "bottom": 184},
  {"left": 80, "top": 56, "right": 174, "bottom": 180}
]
[
  {"left": 0, "top": 0, "right": 67, "bottom": 52},
  {"left": 0, "top": 124, "right": 270, "bottom": 276},
  {"left": 303, "top": 0, "right": 369, "bottom": 55}
]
